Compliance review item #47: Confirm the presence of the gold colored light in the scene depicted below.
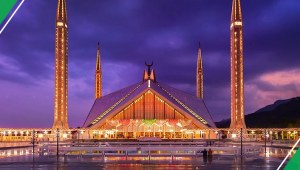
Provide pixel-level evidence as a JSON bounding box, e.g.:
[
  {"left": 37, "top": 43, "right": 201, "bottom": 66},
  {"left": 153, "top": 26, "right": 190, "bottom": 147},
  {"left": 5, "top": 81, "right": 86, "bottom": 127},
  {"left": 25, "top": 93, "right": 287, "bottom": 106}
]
[
  {"left": 196, "top": 46, "right": 204, "bottom": 99},
  {"left": 95, "top": 43, "right": 102, "bottom": 99},
  {"left": 56, "top": 22, "right": 64, "bottom": 27},
  {"left": 230, "top": 0, "right": 246, "bottom": 129},
  {"left": 53, "top": 0, "right": 69, "bottom": 129}
]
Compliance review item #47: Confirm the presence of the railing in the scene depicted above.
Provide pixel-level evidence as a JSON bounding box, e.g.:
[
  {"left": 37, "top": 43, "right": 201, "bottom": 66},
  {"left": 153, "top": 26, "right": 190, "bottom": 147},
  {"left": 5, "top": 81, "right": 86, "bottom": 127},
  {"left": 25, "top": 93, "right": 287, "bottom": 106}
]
[
  {"left": 0, "top": 142, "right": 31, "bottom": 149},
  {"left": 39, "top": 141, "right": 261, "bottom": 157}
]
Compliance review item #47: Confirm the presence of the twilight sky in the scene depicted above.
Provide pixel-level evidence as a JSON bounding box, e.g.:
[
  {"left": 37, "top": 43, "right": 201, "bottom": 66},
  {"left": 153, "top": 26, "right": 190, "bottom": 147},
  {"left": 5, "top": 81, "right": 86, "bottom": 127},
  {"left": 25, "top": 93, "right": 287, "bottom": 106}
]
[{"left": 0, "top": 0, "right": 299, "bottom": 128}]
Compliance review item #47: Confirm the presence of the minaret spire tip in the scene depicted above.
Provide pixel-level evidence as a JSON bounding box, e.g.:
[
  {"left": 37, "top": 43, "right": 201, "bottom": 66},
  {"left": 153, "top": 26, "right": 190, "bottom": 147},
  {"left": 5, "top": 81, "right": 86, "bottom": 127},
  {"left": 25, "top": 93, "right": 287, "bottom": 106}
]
[
  {"left": 231, "top": 0, "right": 242, "bottom": 22},
  {"left": 95, "top": 41, "right": 102, "bottom": 99},
  {"left": 196, "top": 42, "right": 204, "bottom": 99}
]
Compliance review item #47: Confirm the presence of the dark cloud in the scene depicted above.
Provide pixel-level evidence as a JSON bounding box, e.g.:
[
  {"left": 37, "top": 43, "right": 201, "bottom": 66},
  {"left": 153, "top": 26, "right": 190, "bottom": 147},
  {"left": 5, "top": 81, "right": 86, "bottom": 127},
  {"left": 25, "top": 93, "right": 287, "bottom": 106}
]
[{"left": 0, "top": 0, "right": 299, "bottom": 127}]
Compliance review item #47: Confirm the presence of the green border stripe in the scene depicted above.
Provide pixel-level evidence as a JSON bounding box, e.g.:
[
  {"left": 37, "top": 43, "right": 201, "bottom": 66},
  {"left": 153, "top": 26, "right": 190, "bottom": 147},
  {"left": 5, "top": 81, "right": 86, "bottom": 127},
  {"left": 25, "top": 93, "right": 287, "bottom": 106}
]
[
  {"left": 285, "top": 148, "right": 300, "bottom": 170},
  {"left": 0, "top": 0, "right": 18, "bottom": 25}
]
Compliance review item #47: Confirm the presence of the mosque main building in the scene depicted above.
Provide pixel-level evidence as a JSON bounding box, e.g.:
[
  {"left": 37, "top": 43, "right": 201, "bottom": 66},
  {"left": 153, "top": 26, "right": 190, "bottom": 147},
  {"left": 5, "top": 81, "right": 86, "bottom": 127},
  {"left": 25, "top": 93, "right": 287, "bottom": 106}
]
[
  {"left": 52, "top": 0, "right": 246, "bottom": 140},
  {"left": 2, "top": 1, "right": 299, "bottom": 143},
  {"left": 83, "top": 62, "right": 216, "bottom": 139}
]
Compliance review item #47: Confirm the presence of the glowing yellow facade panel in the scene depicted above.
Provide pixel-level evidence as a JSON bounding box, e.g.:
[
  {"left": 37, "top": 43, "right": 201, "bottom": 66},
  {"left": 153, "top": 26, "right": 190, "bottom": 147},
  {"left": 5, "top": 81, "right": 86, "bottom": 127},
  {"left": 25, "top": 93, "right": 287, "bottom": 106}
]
[{"left": 111, "top": 91, "right": 186, "bottom": 121}]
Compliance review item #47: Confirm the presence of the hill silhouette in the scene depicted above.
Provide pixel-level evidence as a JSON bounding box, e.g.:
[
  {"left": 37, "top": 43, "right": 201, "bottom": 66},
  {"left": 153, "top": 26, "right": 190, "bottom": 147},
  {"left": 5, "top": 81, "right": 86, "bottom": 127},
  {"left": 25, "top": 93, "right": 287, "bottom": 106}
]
[{"left": 216, "top": 97, "right": 300, "bottom": 128}]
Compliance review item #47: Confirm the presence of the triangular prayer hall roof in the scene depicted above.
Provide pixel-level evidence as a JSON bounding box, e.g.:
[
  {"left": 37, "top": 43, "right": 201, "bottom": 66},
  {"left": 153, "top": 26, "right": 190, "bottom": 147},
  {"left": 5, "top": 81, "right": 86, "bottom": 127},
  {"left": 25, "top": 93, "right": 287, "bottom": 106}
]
[{"left": 83, "top": 80, "right": 216, "bottom": 128}]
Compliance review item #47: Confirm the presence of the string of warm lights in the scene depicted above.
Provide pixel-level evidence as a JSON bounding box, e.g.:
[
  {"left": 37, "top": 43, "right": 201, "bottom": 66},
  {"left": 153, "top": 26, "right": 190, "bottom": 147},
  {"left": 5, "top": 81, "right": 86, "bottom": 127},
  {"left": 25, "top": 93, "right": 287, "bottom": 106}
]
[
  {"left": 90, "top": 84, "right": 142, "bottom": 125},
  {"left": 157, "top": 84, "right": 208, "bottom": 125}
]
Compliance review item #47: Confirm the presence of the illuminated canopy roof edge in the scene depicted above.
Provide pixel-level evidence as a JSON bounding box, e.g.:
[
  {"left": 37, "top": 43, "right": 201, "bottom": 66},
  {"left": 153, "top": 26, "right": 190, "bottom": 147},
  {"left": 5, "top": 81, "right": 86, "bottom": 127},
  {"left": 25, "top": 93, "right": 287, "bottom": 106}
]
[
  {"left": 83, "top": 80, "right": 216, "bottom": 128},
  {"left": 83, "top": 82, "right": 142, "bottom": 127}
]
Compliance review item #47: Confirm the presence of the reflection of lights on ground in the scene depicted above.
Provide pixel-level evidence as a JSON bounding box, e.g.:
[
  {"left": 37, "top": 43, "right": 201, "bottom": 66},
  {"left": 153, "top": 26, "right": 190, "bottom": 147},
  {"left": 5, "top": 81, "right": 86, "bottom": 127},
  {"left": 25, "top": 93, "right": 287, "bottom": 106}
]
[
  {"left": 260, "top": 147, "right": 296, "bottom": 158},
  {"left": 102, "top": 156, "right": 191, "bottom": 161},
  {"left": 0, "top": 145, "right": 297, "bottom": 164},
  {"left": 0, "top": 149, "right": 32, "bottom": 158},
  {"left": 266, "top": 148, "right": 270, "bottom": 157}
]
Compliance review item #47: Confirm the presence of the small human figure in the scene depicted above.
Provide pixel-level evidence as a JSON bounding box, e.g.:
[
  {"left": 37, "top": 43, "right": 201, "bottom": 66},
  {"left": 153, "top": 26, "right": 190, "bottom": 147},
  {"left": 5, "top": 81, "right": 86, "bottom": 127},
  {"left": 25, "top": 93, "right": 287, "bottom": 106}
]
[
  {"left": 201, "top": 149, "right": 208, "bottom": 157},
  {"left": 201, "top": 149, "right": 208, "bottom": 164},
  {"left": 208, "top": 148, "right": 213, "bottom": 164},
  {"left": 208, "top": 148, "right": 212, "bottom": 156}
]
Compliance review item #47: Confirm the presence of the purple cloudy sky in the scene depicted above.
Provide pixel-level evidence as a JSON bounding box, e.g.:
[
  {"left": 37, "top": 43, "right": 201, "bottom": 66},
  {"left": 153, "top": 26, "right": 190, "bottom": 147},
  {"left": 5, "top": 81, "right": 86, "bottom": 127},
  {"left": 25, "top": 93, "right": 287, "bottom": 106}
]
[{"left": 0, "top": 0, "right": 299, "bottom": 128}]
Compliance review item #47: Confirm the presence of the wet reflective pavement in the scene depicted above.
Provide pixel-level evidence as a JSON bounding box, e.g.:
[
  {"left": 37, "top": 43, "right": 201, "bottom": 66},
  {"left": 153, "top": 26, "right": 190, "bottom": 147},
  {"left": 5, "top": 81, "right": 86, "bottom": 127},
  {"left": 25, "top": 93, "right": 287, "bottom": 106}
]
[{"left": 0, "top": 147, "right": 289, "bottom": 170}]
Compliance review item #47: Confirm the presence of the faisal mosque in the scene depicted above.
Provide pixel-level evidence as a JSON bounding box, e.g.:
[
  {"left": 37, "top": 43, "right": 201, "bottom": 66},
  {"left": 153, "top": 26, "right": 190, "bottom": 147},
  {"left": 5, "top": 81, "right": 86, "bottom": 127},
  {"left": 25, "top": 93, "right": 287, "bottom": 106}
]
[{"left": 50, "top": 0, "right": 246, "bottom": 140}]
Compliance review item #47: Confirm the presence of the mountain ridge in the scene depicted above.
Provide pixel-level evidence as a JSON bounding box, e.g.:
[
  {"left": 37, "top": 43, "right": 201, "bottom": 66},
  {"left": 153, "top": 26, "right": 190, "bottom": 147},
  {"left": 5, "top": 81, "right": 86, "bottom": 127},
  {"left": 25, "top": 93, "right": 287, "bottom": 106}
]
[{"left": 216, "top": 97, "right": 300, "bottom": 128}]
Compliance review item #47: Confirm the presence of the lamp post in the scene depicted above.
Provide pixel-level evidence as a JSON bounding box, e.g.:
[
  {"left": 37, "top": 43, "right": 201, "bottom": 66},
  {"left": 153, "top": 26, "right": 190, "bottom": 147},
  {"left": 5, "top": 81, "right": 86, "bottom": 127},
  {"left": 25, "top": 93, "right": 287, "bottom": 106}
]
[
  {"left": 264, "top": 129, "right": 267, "bottom": 157},
  {"left": 214, "top": 131, "right": 219, "bottom": 141},
  {"left": 191, "top": 132, "right": 194, "bottom": 142},
  {"left": 80, "top": 130, "right": 84, "bottom": 142},
  {"left": 32, "top": 130, "right": 35, "bottom": 156},
  {"left": 251, "top": 130, "right": 255, "bottom": 141},
  {"left": 56, "top": 128, "right": 60, "bottom": 161},
  {"left": 77, "top": 130, "right": 79, "bottom": 143},
  {"left": 240, "top": 128, "right": 243, "bottom": 156}
]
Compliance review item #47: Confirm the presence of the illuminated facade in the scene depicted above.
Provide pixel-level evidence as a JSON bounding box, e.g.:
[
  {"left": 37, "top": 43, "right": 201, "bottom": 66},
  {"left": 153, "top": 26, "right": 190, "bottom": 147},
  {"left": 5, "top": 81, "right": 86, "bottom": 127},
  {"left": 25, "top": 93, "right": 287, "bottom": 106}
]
[
  {"left": 230, "top": 0, "right": 246, "bottom": 129},
  {"left": 83, "top": 65, "right": 216, "bottom": 139},
  {"left": 53, "top": 0, "right": 69, "bottom": 129},
  {"left": 95, "top": 42, "right": 102, "bottom": 99},
  {"left": 196, "top": 43, "right": 204, "bottom": 99}
]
